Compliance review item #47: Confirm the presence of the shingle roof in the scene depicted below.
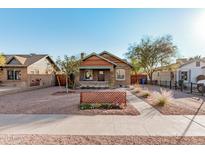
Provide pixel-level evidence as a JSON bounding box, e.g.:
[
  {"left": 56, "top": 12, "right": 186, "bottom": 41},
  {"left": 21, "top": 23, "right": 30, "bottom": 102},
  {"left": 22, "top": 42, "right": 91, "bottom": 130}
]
[
  {"left": 99, "top": 51, "right": 132, "bottom": 68},
  {"left": 5, "top": 54, "right": 48, "bottom": 66},
  {"left": 81, "top": 52, "right": 117, "bottom": 66}
]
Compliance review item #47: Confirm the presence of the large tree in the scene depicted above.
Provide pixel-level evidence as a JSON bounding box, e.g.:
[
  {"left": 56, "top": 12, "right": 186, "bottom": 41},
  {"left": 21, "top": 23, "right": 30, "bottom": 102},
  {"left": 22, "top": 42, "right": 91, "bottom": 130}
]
[
  {"left": 126, "top": 35, "right": 177, "bottom": 83},
  {"left": 130, "top": 57, "right": 142, "bottom": 74},
  {"left": 56, "top": 55, "right": 80, "bottom": 91}
]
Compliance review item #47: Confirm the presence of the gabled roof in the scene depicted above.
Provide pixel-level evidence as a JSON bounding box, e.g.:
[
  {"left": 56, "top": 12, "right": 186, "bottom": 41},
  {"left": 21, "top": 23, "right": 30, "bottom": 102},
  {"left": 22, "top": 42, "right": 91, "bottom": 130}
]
[
  {"left": 99, "top": 51, "right": 132, "bottom": 68},
  {"left": 155, "top": 62, "right": 181, "bottom": 71},
  {"left": 5, "top": 54, "right": 48, "bottom": 66},
  {"left": 81, "top": 52, "right": 117, "bottom": 66},
  {"left": 179, "top": 59, "right": 205, "bottom": 68}
]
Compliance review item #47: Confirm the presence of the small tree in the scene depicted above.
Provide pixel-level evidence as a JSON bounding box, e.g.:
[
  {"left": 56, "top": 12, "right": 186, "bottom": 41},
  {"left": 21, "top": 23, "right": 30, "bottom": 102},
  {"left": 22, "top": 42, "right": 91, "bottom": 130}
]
[
  {"left": 126, "top": 35, "right": 177, "bottom": 83},
  {"left": 56, "top": 55, "right": 80, "bottom": 92}
]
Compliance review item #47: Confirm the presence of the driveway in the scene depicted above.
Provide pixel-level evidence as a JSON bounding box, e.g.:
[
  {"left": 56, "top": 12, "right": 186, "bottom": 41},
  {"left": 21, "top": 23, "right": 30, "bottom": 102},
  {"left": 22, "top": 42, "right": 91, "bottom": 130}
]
[
  {"left": 0, "top": 86, "right": 21, "bottom": 95},
  {"left": 0, "top": 87, "right": 80, "bottom": 114}
]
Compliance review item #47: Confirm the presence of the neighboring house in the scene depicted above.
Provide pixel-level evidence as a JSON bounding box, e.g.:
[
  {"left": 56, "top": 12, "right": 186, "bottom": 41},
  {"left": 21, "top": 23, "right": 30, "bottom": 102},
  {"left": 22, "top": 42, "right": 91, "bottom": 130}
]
[
  {"left": 152, "top": 58, "right": 187, "bottom": 83},
  {"left": 0, "top": 54, "right": 59, "bottom": 87},
  {"left": 176, "top": 60, "right": 205, "bottom": 83},
  {"left": 79, "top": 51, "right": 132, "bottom": 88}
]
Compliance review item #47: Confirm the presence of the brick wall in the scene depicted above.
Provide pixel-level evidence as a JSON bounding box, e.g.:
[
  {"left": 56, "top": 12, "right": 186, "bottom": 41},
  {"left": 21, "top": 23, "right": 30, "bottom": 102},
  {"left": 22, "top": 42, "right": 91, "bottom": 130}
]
[{"left": 80, "top": 91, "right": 126, "bottom": 106}]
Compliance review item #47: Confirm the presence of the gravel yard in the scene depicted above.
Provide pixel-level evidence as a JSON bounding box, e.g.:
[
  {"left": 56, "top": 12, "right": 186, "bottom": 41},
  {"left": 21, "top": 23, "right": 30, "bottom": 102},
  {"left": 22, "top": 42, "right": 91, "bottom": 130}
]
[
  {"left": 0, "top": 87, "right": 139, "bottom": 115},
  {"left": 1, "top": 135, "right": 205, "bottom": 144},
  {"left": 134, "top": 85, "right": 205, "bottom": 115}
]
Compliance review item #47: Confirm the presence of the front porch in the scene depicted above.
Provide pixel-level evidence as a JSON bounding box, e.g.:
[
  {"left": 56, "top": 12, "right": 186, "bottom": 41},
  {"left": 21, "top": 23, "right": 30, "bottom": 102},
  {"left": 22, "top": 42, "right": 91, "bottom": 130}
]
[
  {"left": 79, "top": 80, "right": 109, "bottom": 88},
  {"left": 79, "top": 67, "right": 114, "bottom": 88}
]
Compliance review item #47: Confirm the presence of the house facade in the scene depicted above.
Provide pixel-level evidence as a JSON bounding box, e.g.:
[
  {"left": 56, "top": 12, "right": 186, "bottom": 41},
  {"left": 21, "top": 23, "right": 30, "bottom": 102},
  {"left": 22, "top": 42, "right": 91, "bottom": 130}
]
[
  {"left": 152, "top": 58, "right": 188, "bottom": 83},
  {"left": 176, "top": 60, "right": 205, "bottom": 83},
  {"left": 0, "top": 54, "right": 58, "bottom": 87},
  {"left": 79, "top": 51, "right": 132, "bottom": 88}
]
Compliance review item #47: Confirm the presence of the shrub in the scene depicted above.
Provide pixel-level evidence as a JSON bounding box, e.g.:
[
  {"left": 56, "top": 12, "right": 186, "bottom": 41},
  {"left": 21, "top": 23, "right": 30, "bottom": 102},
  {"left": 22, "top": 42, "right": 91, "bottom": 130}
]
[
  {"left": 134, "top": 84, "right": 142, "bottom": 93},
  {"left": 140, "top": 90, "right": 151, "bottom": 98},
  {"left": 80, "top": 103, "right": 122, "bottom": 110},
  {"left": 150, "top": 88, "right": 173, "bottom": 106},
  {"left": 80, "top": 104, "right": 94, "bottom": 110},
  {"left": 129, "top": 86, "right": 135, "bottom": 90}
]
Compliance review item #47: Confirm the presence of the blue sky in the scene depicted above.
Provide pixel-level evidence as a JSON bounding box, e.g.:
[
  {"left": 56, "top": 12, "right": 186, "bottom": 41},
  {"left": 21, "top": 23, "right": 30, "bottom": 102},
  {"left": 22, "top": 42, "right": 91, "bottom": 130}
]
[{"left": 0, "top": 9, "right": 205, "bottom": 60}]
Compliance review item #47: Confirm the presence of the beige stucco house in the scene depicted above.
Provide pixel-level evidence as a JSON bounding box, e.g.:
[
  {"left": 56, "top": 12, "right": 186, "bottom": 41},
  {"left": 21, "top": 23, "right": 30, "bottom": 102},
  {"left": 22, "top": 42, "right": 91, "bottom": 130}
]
[
  {"left": 0, "top": 54, "right": 58, "bottom": 87},
  {"left": 152, "top": 58, "right": 187, "bottom": 83}
]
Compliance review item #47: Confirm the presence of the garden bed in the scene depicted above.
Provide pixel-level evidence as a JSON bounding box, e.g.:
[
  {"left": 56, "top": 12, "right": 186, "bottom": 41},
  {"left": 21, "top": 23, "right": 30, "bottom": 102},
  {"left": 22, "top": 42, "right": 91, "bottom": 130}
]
[
  {"left": 131, "top": 86, "right": 205, "bottom": 115},
  {"left": 78, "top": 103, "right": 140, "bottom": 115},
  {"left": 1, "top": 135, "right": 205, "bottom": 144},
  {"left": 142, "top": 96, "right": 205, "bottom": 115}
]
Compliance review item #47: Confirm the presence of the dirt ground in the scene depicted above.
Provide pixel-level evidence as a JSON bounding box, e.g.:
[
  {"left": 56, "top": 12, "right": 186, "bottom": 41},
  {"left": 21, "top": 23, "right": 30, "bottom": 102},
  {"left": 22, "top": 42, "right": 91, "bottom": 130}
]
[
  {"left": 135, "top": 85, "right": 205, "bottom": 115},
  {"left": 0, "top": 87, "right": 139, "bottom": 115},
  {"left": 1, "top": 135, "right": 205, "bottom": 145}
]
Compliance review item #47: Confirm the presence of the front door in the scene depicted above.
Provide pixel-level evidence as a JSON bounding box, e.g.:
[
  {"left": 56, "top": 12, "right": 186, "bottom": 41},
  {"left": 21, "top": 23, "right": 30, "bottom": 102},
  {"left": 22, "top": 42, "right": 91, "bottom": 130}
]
[{"left": 98, "top": 70, "right": 105, "bottom": 81}]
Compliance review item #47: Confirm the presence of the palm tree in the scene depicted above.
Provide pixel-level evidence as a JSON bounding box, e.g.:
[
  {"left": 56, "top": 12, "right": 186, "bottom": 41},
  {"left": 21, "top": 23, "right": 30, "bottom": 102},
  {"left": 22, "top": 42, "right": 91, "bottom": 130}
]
[{"left": 56, "top": 55, "right": 80, "bottom": 92}]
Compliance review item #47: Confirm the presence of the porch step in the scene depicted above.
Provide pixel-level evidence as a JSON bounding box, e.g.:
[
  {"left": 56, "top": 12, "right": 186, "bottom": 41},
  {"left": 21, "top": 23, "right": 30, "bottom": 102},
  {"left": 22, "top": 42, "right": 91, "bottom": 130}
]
[{"left": 79, "top": 81, "right": 109, "bottom": 88}]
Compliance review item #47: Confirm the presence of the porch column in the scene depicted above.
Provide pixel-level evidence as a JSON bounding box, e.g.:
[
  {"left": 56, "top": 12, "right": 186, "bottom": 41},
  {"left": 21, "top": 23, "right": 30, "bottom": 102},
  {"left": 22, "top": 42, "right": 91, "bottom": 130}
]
[{"left": 110, "top": 67, "right": 115, "bottom": 88}]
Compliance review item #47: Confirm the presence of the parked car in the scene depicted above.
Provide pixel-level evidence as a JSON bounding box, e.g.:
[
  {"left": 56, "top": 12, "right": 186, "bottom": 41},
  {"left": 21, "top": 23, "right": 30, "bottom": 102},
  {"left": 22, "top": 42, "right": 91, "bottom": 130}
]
[{"left": 197, "top": 80, "right": 205, "bottom": 93}]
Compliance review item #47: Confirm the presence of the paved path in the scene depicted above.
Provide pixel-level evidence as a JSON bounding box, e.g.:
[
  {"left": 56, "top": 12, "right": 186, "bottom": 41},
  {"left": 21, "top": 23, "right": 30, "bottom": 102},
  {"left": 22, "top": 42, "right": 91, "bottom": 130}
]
[{"left": 0, "top": 89, "right": 205, "bottom": 136}]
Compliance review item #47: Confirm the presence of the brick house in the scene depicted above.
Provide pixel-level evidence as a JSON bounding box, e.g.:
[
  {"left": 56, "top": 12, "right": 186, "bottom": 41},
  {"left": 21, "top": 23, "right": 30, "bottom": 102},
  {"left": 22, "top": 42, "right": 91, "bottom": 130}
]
[
  {"left": 79, "top": 51, "right": 132, "bottom": 88},
  {"left": 0, "top": 54, "right": 59, "bottom": 87}
]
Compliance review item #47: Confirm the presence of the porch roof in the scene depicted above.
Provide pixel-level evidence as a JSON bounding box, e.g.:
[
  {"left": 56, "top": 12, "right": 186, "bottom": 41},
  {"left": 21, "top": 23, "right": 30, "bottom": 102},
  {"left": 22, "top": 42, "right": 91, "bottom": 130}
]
[{"left": 79, "top": 66, "right": 113, "bottom": 69}]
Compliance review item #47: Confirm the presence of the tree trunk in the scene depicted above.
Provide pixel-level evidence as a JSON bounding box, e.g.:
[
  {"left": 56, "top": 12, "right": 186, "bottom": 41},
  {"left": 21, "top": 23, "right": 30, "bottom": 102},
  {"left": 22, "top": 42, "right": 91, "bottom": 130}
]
[
  {"left": 66, "top": 74, "right": 69, "bottom": 93},
  {"left": 148, "top": 73, "right": 153, "bottom": 85}
]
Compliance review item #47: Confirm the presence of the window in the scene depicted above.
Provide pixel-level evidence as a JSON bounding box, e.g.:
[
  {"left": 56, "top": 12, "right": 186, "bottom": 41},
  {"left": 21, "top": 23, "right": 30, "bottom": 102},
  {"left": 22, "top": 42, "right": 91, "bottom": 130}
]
[
  {"left": 30, "top": 69, "right": 39, "bottom": 74},
  {"left": 30, "top": 71, "right": 35, "bottom": 74},
  {"left": 7, "top": 70, "right": 21, "bottom": 80},
  {"left": 116, "top": 69, "right": 125, "bottom": 80},
  {"left": 35, "top": 69, "right": 39, "bottom": 74},
  {"left": 181, "top": 71, "right": 188, "bottom": 81},
  {"left": 84, "top": 70, "right": 93, "bottom": 80},
  {"left": 196, "top": 61, "right": 200, "bottom": 67},
  {"left": 99, "top": 71, "right": 104, "bottom": 75}
]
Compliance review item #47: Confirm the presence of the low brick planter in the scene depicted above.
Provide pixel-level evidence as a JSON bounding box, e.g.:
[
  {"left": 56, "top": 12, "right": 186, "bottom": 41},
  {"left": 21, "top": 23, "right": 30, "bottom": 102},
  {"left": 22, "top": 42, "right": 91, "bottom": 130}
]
[{"left": 80, "top": 91, "right": 127, "bottom": 109}]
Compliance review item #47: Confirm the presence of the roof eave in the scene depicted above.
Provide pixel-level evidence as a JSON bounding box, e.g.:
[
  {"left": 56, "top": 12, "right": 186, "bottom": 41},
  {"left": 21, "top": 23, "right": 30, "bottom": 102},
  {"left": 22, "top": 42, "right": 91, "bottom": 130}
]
[
  {"left": 99, "top": 51, "right": 133, "bottom": 68},
  {"left": 81, "top": 52, "right": 117, "bottom": 66}
]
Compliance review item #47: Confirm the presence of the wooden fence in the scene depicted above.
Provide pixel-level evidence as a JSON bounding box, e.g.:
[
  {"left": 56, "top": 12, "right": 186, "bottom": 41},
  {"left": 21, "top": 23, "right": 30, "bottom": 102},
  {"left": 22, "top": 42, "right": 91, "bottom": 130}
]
[
  {"left": 56, "top": 74, "right": 67, "bottom": 86},
  {"left": 131, "top": 74, "right": 147, "bottom": 85}
]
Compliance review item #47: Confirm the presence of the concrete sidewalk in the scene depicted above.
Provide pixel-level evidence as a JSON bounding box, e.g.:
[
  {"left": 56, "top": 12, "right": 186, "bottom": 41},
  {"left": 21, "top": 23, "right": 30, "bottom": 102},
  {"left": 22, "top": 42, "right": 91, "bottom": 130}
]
[{"left": 0, "top": 90, "right": 205, "bottom": 136}]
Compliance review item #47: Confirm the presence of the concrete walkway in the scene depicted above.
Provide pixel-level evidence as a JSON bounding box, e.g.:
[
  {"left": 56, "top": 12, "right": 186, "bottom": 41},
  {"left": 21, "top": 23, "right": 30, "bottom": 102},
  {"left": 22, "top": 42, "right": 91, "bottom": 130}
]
[{"left": 0, "top": 89, "right": 205, "bottom": 136}]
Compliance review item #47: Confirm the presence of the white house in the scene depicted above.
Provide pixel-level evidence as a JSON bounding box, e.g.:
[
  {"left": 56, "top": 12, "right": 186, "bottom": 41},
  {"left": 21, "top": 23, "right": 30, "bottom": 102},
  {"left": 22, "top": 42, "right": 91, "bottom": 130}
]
[{"left": 176, "top": 60, "right": 205, "bottom": 83}]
